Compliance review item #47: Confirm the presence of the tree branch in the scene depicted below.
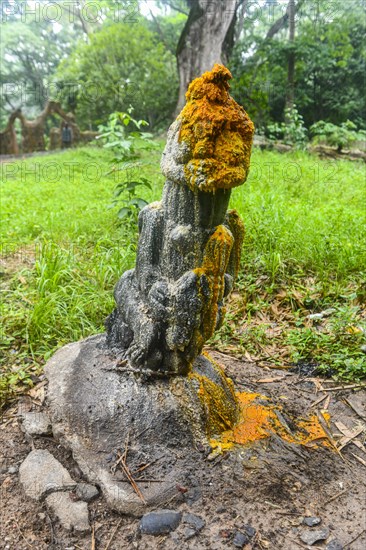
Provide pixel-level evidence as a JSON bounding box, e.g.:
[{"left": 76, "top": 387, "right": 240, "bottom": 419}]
[
  {"left": 265, "top": 0, "right": 305, "bottom": 40},
  {"left": 163, "top": 0, "right": 189, "bottom": 16}
]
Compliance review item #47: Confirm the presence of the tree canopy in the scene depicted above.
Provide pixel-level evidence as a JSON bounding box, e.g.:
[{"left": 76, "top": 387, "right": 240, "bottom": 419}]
[{"left": 0, "top": 0, "right": 365, "bottom": 133}]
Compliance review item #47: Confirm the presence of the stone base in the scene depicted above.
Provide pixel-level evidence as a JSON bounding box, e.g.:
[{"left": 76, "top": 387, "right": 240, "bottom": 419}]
[{"left": 44, "top": 334, "right": 237, "bottom": 516}]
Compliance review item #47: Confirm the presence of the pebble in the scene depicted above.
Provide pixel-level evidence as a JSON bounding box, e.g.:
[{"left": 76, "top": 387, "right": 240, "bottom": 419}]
[
  {"left": 75, "top": 482, "right": 99, "bottom": 502},
  {"left": 303, "top": 516, "right": 321, "bottom": 527},
  {"left": 326, "top": 540, "right": 343, "bottom": 550},
  {"left": 19, "top": 449, "right": 76, "bottom": 500},
  {"left": 300, "top": 527, "right": 330, "bottom": 546},
  {"left": 233, "top": 531, "right": 250, "bottom": 547},
  {"left": 7, "top": 465, "right": 18, "bottom": 474},
  {"left": 243, "top": 524, "right": 256, "bottom": 538},
  {"left": 216, "top": 506, "right": 226, "bottom": 514},
  {"left": 140, "top": 509, "right": 182, "bottom": 535},
  {"left": 182, "top": 512, "right": 205, "bottom": 532},
  {"left": 183, "top": 527, "right": 197, "bottom": 540}
]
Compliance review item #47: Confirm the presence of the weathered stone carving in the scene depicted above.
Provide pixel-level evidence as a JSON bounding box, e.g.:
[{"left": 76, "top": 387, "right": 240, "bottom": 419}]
[{"left": 106, "top": 64, "right": 254, "bottom": 376}]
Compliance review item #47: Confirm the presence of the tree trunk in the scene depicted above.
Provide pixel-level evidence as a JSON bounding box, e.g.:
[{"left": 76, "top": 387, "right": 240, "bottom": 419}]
[
  {"left": 175, "top": 0, "right": 238, "bottom": 113},
  {"left": 0, "top": 110, "right": 20, "bottom": 155},
  {"left": 285, "top": 0, "right": 296, "bottom": 117}
]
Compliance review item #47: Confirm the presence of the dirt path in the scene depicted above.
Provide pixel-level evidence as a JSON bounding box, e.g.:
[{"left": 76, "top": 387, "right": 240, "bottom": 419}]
[{"left": 1, "top": 354, "right": 365, "bottom": 550}]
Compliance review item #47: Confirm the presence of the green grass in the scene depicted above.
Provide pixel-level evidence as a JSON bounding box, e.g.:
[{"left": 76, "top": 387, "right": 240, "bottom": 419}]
[{"left": 1, "top": 145, "right": 365, "bottom": 406}]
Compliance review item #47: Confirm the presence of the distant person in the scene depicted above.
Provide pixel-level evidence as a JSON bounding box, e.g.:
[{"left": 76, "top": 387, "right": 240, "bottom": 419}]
[{"left": 62, "top": 122, "right": 73, "bottom": 149}]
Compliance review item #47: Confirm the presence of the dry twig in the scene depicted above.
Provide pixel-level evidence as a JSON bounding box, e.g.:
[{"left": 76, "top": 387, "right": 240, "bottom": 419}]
[
  {"left": 91, "top": 523, "right": 96, "bottom": 550},
  {"left": 351, "top": 452, "right": 366, "bottom": 467},
  {"left": 323, "top": 488, "right": 348, "bottom": 506},
  {"left": 322, "top": 383, "right": 366, "bottom": 392},
  {"left": 12, "top": 519, "right": 33, "bottom": 549},
  {"left": 103, "top": 518, "right": 122, "bottom": 550}
]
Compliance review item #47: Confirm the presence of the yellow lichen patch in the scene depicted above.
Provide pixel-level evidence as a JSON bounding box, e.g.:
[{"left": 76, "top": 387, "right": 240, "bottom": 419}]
[
  {"left": 178, "top": 64, "right": 254, "bottom": 192},
  {"left": 192, "top": 224, "right": 233, "bottom": 351},
  {"left": 210, "top": 391, "right": 332, "bottom": 451},
  {"left": 190, "top": 355, "right": 238, "bottom": 436}
]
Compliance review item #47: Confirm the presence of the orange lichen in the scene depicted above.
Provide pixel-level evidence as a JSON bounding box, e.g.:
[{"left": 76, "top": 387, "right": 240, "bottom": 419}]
[
  {"left": 189, "top": 354, "right": 238, "bottom": 435},
  {"left": 210, "top": 391, "right": 332, "bottom": 452},
  {"left": 178, "top": 64, "right": 254, "bottom": 192}
]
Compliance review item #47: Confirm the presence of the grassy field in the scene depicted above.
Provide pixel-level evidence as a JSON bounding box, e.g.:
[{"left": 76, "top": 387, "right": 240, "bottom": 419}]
[{"left": 1, "top": 144, "right": 365, "bottom": 406}]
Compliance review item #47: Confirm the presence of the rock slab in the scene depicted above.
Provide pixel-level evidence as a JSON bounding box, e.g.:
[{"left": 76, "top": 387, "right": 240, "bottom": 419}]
[
  {"left": 19, "top": 449, "right": 76, "bottom": 500},
  {"left": 46, "top": 492, "right": 90, "bottom": 533},
  {"left": 45, "top": 334, "right": 237, "bottom": 515}
]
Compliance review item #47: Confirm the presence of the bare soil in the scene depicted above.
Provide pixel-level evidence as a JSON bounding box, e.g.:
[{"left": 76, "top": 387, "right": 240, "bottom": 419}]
[{"left": 1, "top": 352, "right": 365, "bottom": 550}]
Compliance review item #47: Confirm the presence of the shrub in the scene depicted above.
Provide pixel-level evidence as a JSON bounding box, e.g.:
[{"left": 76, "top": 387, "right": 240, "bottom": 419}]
[{"left": 310, "top": 120, "right": 366, "bottom": 153}]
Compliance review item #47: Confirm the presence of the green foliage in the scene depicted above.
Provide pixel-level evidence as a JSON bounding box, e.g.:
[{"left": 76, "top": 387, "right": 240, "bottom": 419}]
[
  {"left": 267, "top": 106, "right": 308, "bottom": 149},
  {"left": 97, "top": 110, "right": 155, "bottom": 161},
  {"left": 0, "top": 19, "right": 76, "bottom": 125},
  {"left": 229, "top": 0, "right": 366, "bottom": 131},
  {"left": 310, "top": 120, "right": 366, "bottom": 152},
  {"left": 286, "top": 305, "right": 366, "bottom": 381},
  {"left": 96, "top": 110, "right": 157, "bottom": 223},
  {"left": 55, "top": 22, "right": 178, "bottom": 130},
  {"left": 111, "top": 167, "right": 152, "bottom": 223}
]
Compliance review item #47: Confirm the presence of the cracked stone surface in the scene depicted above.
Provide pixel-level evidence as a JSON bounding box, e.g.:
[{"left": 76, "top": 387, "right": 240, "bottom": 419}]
[
  {"left": 19, "top": 449, "right": 76, "bottom": 500},
  {"left": 46, "top": 492, "right": 90, "bottom": 533}
]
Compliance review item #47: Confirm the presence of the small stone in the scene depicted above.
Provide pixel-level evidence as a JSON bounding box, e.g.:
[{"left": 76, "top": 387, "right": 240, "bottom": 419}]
[
  {"left": 243, "top": 524, "right": 256, "bottom": 538},
  {"left": 19, "top": 449, "right": 76, "bottom": 500},
  {"left": 46, "top": 492, "right": 90, "bottom": 533},
  {"left": 182, "top": 512, "right": 205, "bottom": 532},
  {"left": 300, "top": 528, "right": 330, "bottom": 546},
  {"left": 75, "top": 482, "right": 99, "bottom": 502},
  {"left": 233, "top": 531, "right": 250, "bottom": 548},
  {"left": 216, "top": 506, "right": 226, "bottom": 514},
  {"left": 303, "top": 517, "right": 321, "bottom": 527},
  {"left": 183, "top": 527, "right": 197, "bottom": 540},
  {"left": 22, "top": 412, "right": 52, "bottom": 436},
  {"left": 8, "top": 465, "right": 18, "bottom": 474},
  {"left": 326, "top": 540, "right": 343, "bottom": 550},
  {"left": 140, "top": 509, "right": 182, "bottom": 535}
]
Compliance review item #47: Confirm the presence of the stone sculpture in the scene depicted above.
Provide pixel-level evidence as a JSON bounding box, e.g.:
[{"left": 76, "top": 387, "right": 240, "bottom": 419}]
[
  {"left": 106, "top": 64, "right": 254, "bottom": 376},
  {"left": 43, "top": 65, "right": 255, "bottom": 514}
]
